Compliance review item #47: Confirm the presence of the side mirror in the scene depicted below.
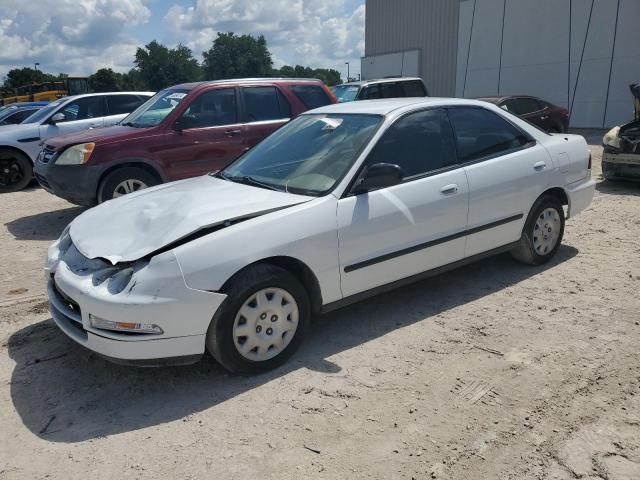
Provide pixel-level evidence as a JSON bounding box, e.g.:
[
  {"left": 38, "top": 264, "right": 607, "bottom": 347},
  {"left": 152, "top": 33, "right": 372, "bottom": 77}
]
[
  {"left": 174, "top": 115, "right": 196, "bottom": 132},
  {"left": 50, "top": 113, "right": 65, "bottom": 124},
  {"left": 353, "top": 163, "right": 403, "bottom": 194}
]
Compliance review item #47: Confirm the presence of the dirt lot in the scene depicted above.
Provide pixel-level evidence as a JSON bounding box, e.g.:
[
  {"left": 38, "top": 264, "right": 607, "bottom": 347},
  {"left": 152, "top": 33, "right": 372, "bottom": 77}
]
[{"left": 1, "top": 133, "right": 639, "bottom": 479}]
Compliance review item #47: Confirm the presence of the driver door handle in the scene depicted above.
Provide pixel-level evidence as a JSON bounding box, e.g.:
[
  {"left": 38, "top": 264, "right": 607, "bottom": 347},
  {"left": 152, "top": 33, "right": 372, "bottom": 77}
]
[
  {"left": 440, "top": 184, "right": 459, "bottom": 195},
  {"left": 225, "top": 129, "right": 241, "bottom": 137}
]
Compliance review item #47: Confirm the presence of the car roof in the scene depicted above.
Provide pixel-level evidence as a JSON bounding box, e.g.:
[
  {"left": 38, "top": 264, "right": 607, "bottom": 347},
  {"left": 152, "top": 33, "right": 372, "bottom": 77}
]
[
  {"left": 55, "top": 91, "right": 155, "bottom": 103},
  {"left": 308, "top": 97, "right": 492, "bottom": 116},
  {"left": 172, "top": 78, "right": 325, "bottom": 90},
  {"left": 337, "top": 77, "right": 423, "bottom": 88}
]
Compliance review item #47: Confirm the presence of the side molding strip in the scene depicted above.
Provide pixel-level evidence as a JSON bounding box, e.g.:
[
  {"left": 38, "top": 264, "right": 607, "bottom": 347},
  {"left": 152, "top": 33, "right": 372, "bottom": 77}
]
[
  {"left": 17, "top": 137, "right": 40, "bottom": 143},
  {"left": 344, "top": 214, "right": 524, "bottom": 273}
]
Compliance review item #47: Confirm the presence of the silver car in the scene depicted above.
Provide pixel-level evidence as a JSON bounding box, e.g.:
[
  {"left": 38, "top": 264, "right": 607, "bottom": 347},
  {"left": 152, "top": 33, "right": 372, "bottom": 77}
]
[{"left": 0, "top": 91, "right": 154, "bottom": 192}]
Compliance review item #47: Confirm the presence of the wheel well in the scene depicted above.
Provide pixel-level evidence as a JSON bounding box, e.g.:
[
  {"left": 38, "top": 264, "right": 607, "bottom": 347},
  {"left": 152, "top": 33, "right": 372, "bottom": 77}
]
[
  {"left": 97, "top": 161, "right": 164, "bottom": 199},
  {"left": 99, "top": 162, "right": 163, "bottom": 189},
  {"left": 542, "top": 187, "right": 569, "bottom": 206},
  {"left": 225, "top": 256, "right": 324, "bottom": 315},
  {"left": 0, "top": 146, "right": 30, "bottom": 162}
]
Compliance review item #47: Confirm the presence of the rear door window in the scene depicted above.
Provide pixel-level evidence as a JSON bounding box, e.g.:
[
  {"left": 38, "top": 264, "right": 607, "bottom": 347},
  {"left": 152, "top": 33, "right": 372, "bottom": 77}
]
[
  {"left": 56, "top": 96, "right": 108, "bottom": 122},
  {"left": 243, "top": 86, "right": 290, "bottom": 122},
  {"left": 448, "top": 107, "right": 530, "bottom": 162},
  {"left": 514, "top": 97, "right": 543, "bottom": 115},
  {"left": 289, "top": 85, "right": 332, "bottom": 109},
  {"left": 107, "top": 95, "right": 146, "bottom": 115},
  {"left": 180, "top": 88, "right": 238, "bottom": 128},
  {"left": 402, "top": 80, "right": 428, "bottom": 97},
  {"left": 378, "top": 82, "right": 405, "bottom": 99}
]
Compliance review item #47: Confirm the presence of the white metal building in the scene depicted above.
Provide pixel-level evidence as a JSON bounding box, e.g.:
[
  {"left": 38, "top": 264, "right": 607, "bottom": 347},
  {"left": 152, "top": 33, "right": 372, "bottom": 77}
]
[{"left": 363, "top": 0, "right": 640, "bottom": 128}]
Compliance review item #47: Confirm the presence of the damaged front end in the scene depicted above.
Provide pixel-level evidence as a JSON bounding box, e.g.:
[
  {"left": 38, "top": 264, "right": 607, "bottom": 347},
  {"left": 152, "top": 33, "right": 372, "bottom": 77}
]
[
  {"left": 45, "top": 226, "right": 227, "bottom": 365},
  {"left": 602, "top": 83, "right": 640, "bottom": 181}
]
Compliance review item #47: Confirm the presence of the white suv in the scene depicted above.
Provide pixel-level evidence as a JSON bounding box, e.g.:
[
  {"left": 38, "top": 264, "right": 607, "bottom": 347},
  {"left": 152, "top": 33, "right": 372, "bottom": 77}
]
[{"left": 0, "top": 91, "right": 154, "bottom": 192}]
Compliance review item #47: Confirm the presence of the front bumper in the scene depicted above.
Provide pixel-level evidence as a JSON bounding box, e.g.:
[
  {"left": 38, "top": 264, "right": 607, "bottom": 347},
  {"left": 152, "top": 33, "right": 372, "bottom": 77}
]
[
  {"left": 46, "top": 239, "right": 227, "bottom": 364},
  {"left": 34, "top": 150, "right": 102, "bottom": 206},
  {"left": 602, "top": 152, "right": 640, "bottom": 181}
]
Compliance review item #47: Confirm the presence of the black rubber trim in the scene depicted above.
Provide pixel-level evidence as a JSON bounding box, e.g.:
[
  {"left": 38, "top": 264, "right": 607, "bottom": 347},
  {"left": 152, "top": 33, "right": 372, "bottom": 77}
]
[
  {"left": 344, "top": 213, "right": 524, "bottom": 273},
  {"left": 323, "top": 241, "right": 519, "bottom": 314},
  {"left": 17, "top": 137, "right": 40, "bottom": 143}
]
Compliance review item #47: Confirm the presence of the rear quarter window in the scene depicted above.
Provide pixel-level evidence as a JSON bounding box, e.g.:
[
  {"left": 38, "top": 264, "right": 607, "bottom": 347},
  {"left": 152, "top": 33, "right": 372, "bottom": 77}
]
[{"left": 289, "top": 85, "right": 332, "bottom": 109}]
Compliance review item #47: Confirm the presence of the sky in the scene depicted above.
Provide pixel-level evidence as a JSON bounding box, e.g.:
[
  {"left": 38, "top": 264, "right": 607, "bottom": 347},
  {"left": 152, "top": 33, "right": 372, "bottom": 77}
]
[{"left": 0, "top": 0, "right": 365, "bottom": 82}]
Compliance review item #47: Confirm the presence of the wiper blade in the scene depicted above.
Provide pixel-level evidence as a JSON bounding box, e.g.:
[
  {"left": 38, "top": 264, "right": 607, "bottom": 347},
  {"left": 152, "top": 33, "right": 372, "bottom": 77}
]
[{"left": 227, "top": 175, "right": 282, "bottom": 192}]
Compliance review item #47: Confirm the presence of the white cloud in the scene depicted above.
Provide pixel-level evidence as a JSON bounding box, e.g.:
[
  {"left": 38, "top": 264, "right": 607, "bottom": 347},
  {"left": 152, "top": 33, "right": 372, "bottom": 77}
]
[
  {"left": 165, "top": 0, "right": 365, "bottom": 76},
  {"left": 0, "top": 0, "right": 150, "bottom": 78}
]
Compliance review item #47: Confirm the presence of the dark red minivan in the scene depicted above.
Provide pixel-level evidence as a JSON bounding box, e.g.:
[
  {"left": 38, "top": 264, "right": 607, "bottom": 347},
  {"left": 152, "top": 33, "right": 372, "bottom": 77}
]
[{"left": 35, "top": 78, "right": 336, "bottom": 205}]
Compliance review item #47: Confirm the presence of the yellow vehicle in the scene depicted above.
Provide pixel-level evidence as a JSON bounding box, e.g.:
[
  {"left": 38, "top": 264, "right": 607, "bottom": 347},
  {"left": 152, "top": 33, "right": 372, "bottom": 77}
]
[{"left": 1, "top": 77, "right": 89, "bottom": 105}]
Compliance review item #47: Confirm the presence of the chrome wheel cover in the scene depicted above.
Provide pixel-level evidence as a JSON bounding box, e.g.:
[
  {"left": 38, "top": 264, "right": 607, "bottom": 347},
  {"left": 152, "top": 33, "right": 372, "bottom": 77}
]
[
  {"left": 113, "top": 179, "right": 147, "bottom": 197},
  {"left": 532, "top": 207, "right": 561, "bottom": 255},
  {"left": 233, "top": 288, "right": 299, "bottom": 362}
]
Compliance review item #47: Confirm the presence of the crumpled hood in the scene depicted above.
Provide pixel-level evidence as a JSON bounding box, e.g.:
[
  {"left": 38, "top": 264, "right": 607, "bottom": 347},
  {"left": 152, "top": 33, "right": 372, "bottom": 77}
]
[{"left": 69, "top": 175, "right": 312, "bottom": 264}]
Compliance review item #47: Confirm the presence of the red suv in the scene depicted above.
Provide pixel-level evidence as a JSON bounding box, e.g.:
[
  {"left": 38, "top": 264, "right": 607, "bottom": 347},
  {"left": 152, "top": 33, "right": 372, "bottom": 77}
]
[{"left": 35, "top": 78, "right": 336, "bottom": 205}]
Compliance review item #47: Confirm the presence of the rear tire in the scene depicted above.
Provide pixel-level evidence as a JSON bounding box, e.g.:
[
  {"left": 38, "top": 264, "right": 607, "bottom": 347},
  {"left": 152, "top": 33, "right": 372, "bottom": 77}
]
[
  {"left": 511, "top": 195, "right": 565, "bottom": 265},
  {"left": 0, "top": 149, "right": 32, "bottom": 192},
  {"left": 206, "top": 264, "right": 310, "bottom": 375},
  {"left": 98, "top": 167, "right": 159, "bottom": 203}
]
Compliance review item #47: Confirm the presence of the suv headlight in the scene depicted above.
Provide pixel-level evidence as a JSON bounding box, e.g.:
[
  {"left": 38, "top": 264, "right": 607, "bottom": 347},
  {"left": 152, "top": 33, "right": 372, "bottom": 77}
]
[
  {"left": 602, "top": 127, "right": 621, "bottom": 149},
  {"left": 56, "top": 143, "right": 95, "bottom": 165}
]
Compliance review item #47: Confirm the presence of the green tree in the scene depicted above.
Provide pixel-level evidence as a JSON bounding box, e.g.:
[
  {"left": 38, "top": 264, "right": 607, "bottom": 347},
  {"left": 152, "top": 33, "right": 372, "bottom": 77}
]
[
  {"left": 202, "top": 33, "right": 272, "bottom": 80},
  {"left": 120, "top": 68, "right": 147, "bottom": 91},
  {"left": 134, "top": 41, "right": 201, "bottom": 91},
  {"left": 274, "top": 65, "right": 342, "bottom": 86},
  {"left": 88, "top": 68, "right": 123, "bottom": 92},
  {"left": 3, "top": 67, "right": 57, "bottom": 88}
]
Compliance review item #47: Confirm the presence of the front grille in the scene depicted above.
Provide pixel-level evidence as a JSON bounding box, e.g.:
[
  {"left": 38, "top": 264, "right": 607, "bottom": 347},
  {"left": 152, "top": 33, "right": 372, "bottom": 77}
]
[{"left": 50, "top": 281, "right": 82, "bottom": 323}]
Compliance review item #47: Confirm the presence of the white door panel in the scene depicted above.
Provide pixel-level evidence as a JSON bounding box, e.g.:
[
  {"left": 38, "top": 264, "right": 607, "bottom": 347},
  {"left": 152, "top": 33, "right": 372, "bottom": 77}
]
[
  {"left": 337, "top": 169, "right": 469, "bottom": 297},
  {"left": 464, "top": 144, "right": 552, "bottom": 256},
  {"left": 103, "top": 114, "right": 127, "bottom": 127}
]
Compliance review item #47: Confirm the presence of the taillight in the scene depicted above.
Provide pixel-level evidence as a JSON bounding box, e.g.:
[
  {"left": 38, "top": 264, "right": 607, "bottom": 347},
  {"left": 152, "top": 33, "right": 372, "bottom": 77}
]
[{"left": 559, "top": 107, "right": 569, "bottom": 117}]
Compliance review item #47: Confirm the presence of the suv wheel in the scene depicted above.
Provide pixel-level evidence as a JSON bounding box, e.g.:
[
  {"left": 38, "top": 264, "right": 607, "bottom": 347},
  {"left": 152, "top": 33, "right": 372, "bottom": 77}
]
[
  {"left": 206, "top": 264, "right": 310, "bottom": 375},
  {"left": 511, "top": 195, "right": 565, "bottom": 265},
  {"left": 98, "top": 167, "right": 159, "bottom": 203},
  {"left": 0, "top": 149, "right": 32, "bottom": 193}
]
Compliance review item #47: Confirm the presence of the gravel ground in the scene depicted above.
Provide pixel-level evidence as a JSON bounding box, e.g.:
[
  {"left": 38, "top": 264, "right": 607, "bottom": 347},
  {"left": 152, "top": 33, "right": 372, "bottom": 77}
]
[{"left": 1, "top": 133, "right": 639, "bottom": 479}]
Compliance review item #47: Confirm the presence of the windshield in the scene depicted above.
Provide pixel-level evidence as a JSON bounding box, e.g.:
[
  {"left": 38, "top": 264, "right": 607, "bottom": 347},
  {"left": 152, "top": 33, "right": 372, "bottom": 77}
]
[
  {"left": 332, "top": 85, "right": 360, "bottom": 103},
  {"left": 121, "top": 89, "right": 189, "bottom": 127},
  {"left": 0, "top": 106, "right": 19, "bottom": 122},
  {"left": 221, "top": 113, "right": 382, "bottom": 196},
  {"left": 20, "top": 100, "right": 64, "bottom": 124}
]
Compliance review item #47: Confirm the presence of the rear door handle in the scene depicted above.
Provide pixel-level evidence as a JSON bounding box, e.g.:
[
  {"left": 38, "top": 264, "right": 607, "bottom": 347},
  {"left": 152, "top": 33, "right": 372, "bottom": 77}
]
[
  {"left": 225, "top": 129, "right": 241, "bottom": 137},
  {"left": 440, "top": 184, "right": 459, "bottom": 195},
  {"left": 533, "top": 161, "right": 547, "bottom": 171}
]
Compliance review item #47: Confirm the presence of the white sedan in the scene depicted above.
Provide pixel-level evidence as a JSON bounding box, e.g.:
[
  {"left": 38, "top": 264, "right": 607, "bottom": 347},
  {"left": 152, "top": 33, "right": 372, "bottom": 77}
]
[{"left": 45, "top": 98, "right": 595, "bottom": 374}]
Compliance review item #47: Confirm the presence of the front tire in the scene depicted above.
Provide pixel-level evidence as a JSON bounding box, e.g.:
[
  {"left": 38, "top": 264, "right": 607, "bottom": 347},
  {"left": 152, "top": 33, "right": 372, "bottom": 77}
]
[
  {"left": 511, "top": 195, "right": 565, "bottom": 265},
  {"left": 0, "top": 149, "right": 32, "bottom": 192},
  {"left": 206, "top": 264, "right": 310, "bottom": 375},
  {"left": 98, "top": 167, "right": 159, "bottom": 203}
]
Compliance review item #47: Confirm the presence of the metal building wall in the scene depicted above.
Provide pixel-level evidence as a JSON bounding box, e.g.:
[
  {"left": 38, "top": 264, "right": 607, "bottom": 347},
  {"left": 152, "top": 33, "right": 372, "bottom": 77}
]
[
  {"left": 455, "top": 0, "right": 640, "bottom": 128},
  {"left": 364, "top": 0, "right": 460, "bottom": 96}
]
